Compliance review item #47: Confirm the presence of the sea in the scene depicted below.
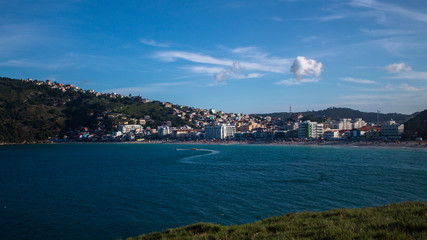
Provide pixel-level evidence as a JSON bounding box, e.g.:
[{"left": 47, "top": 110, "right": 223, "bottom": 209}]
[{"left": 1, "top": 143, "right": 426, "bottom": 240}]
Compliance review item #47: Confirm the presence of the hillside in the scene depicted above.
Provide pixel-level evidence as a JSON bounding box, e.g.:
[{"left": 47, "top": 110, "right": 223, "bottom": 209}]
[
  {"left": 255, "top": 107, "right": 412, "bottom": 123},
  {"left": 128, "top": 201, "right": 427, "bottom": 240},
  {"left": 405, "top": 109, "right": 427, "bottom": 139},
  {"left": 0, "top": 77, "right": 192, "bottom": 143}
]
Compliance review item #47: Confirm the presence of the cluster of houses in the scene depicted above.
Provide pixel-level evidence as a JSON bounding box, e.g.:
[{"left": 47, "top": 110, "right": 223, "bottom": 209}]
[
  {"left": 56, "top": 110, "right": 405, "bottom": 143},
  {"left": 24, "top": 79, "right": 405, "bottom": 142}
]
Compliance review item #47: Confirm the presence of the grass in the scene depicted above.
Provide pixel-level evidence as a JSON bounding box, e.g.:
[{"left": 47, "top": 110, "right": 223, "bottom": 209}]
[{"left": 127, "top": 201, "right": 426, "bottom": 240}]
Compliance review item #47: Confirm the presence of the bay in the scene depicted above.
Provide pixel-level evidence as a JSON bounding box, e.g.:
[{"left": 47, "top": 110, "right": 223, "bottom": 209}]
[{"left": 0, "top": 143, "right": 426, "bottom": 240}]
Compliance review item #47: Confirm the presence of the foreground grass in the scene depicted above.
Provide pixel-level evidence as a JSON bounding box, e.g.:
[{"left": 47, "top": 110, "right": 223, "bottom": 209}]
[{"left": 128, "top": 201, "right": 426, "bottom": 240}]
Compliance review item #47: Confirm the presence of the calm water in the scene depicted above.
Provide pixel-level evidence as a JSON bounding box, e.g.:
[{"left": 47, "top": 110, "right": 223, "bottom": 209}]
[{"left": 1, "top": 143, "right": 426, "bottom": 240}]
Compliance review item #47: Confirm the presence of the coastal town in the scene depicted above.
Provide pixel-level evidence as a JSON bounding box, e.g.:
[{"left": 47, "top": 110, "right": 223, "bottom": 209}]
[{"left": 23, "top": 79, "right": 413, "bottom": 144}]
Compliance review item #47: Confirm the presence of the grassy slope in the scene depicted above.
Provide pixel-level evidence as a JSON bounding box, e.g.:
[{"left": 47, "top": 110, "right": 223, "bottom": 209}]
[{"left": 128, "top": 201, "right": 426, "bottom": 240}]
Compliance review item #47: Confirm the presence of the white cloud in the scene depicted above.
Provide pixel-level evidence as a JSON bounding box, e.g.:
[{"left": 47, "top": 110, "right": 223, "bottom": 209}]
[
  {"left": 276, "top": 78, "right": 319, "bottom": 86},
  {"left": 301, "top": 36, "right": 319, "bottom": 42},
  {"left": 290, "top": 56, "right": 323, "bottom": 80},
  {"left": 351, "top": 0, "right": 427, "bottom": 22},
  {"left": 341, "top": 77, "right": 376, "bottom": 84},
  {"left": 361, "top": 28, "right": 414, "bottom": 36},
  {"left": 385, "top": 62, "right": 412, "bottom": 73},
  {"left": 187, "top": 66, "right": 224, "bottom": 74},
  {"left": 294, "top": 15, "right": 345, "bottom": 22},
  {"left": 105, "top": 81, "right": 191, "bottom": 95},
  {"left": 140, "top": 39, "right": 170, "bottom": 47},
  {"left": 214, "top": 61, "right": 242, "bottom": 82},
  {"left": 398, "top": 83, "right": 418, "bottom": 91},
  {"left": 154, "top": 50, "right": 291, "bottom": 73},
  {"left": 154, "top": 51, "right": 233, "bottom": 65},
  {"left": 231, "top": 46, "right": 259, "bottom": 54},
  {"left": 266, "top": 17, "right": 284, "bottom": 22},
  {"left": 391, "top": 71, "right": 427, "bottom": 81},
  {"left": 0, "top": 58, "right": 74, "bottom": 69}
]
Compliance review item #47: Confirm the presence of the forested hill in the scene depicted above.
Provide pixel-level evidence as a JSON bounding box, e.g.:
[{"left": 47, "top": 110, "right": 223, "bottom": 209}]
[
  {"left": 0, "top": 77, "right": 191, "bottom": 143},
  {"left": 254, "top": 107, "right": 413, "bottom": 123},
  {"left": 404, "top": 109, "right": 427, "bottom": 138}
]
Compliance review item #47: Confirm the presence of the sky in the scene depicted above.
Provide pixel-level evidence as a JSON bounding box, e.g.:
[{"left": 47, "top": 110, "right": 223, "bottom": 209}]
[{"left": 1, "top": 0, "right": 427, "bottom": 114}]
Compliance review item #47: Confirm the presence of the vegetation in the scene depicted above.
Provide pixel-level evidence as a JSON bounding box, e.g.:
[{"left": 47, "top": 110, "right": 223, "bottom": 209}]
[
  {"left": 256, "top": 107, "right": 412, "bottom": 123},
  {"left": 128, "top": 201, "right": 426, "bottom": 240},
  {"left": 405, "top": 109, "right": 427, "bottom": 139},
  {"left": 0, "top": 77, "right": 193, "bottom": 143}
]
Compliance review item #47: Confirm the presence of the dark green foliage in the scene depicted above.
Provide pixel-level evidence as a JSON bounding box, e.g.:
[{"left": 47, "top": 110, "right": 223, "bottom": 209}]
[
  {"left": 0, "top": 77, "right": 193, "bottom": 143},
  {"left": 255, "top": 107, "right": 412, "bottom": 123},
  {"left": 404, "top": 109, "right": 427, "bottom": 138},
  {"left": 128, "top": 201, "right": 427, "bottom": 240}
]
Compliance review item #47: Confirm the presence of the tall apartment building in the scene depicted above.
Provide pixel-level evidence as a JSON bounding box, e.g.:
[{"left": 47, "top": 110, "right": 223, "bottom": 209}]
[
  {"left": 205, "top": 124, "right": 236, "bottom": 139},
  {"left": 298, "top": 121, "right": 324, "bottom": 139}
]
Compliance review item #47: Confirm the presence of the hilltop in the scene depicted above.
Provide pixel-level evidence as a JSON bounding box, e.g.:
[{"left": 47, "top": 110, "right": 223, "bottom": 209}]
[
  {"left": 405, "top": 109, "right": 427, "bottom": 139},
  {"left": 254, "top": 107, "right": 413, "bottom": 123},
  {"left": 0, "top": 77, "right": 192, "bottom": 143},
  {"left": 128, "top": 201, "right": 427, "bottom": 240}
]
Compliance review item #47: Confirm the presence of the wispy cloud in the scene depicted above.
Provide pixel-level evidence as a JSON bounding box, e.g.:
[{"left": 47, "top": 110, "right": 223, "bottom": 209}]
[
  {"left": 275, "top": 78, "right": 319, "bottom": 86},
  {"left": 341, "top": 77, "right": 376, "bottom": 84},
  {"left": 301, "top": 36, "right": 319, "bottom": 42},
  {"left": 0, "top": 58, "right": 74, "bottom": 69},
  {"left": 351, "top": 0, "right": 427, "bottom": 22},
  {"left": 140, "top": 39, "right": 170, "bottom": 48},
  {"left": 398, "top": 83, "right": 418, "bottom": 91},
  {"left": 266, "top": 17, "right": 284, "bottom": 22},
  {"left": 390, "top": 71, "right": 427, "bottom": 81},
  {"left": 384, "top": 62, "right": 412, "bottom": 73},
  {"left": 361, "top": 28, "right": 414, "bottom": 36},
  {"left": 294, "top": 14, "right": 345, "bottom": 22},
  {"left": 154, "top": 50, "right": 291, "bottom": 73},
  {"left": 186, "top": 66, "right": 224, "bottom": 74},
  {"left": 154, "top": 51, "right": 233, "bottom": 66},
  {"left": 105, "top": 81, "right": 192, "bottom": 95}
]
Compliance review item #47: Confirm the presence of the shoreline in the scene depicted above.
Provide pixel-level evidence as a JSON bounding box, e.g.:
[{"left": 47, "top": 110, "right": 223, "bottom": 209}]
[{"left": 1, "top": 140, "right": 426, "bottom": 149}]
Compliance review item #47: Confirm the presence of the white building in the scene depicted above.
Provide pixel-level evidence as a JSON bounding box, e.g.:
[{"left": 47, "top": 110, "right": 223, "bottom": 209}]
[
  {"left": 323, "top": 130, "right": 339, "bottom": 140},
  {"left": 118, "top": 125, "right": 142, "bottom": 133},
  {"left": 205, "top": 124, "right": 236, "bottom": 139},
  {"left": 298, "top": 121, "right": 324, "bottom": 139},
  {"left": 352, "top": 118, "right": 367, "bottom": 129},
  {"left": 329, "top": 118, "right": 367, "bottom": 130},
  {"left": 158, "top": 126, "right": 172, "bottom": 137}
]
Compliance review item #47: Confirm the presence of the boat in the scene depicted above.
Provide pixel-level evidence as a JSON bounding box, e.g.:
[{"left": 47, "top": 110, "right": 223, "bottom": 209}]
[{"left": 190, "top": 148, "right": 198, "bottom": 151}]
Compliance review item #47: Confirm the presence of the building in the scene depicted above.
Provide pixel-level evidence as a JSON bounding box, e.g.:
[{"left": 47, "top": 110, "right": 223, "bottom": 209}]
[
  {"left": 352, "top": 118, "right": 367, "bottom": 129},
  {"left": 118, "top": 125, "right": 142, "bottom": 133},
  {"left": 323, "top": 130, "right": 339, "bottom": 140},
  {"left": 381, "top": 120, "right": 404, "bottom": 139},
  {"left": 205, "top": 124, "right": 236, "bottom": 139},
  {"left": 158, "top": 126, "right": 171, "bottom": 137},
  {"left": 298, "top": 121, "right": 323, "bottom": 139}
]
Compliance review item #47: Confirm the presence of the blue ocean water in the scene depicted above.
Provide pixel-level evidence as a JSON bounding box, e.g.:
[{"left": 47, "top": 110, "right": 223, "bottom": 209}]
[{"left": 0, "top": 143, "right": 426, "bottom": 240}]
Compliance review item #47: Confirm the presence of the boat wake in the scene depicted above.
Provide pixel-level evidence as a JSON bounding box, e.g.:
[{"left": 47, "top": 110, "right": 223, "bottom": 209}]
[{"left": 179, "top": 149, "right": 220, "bottom": 164}]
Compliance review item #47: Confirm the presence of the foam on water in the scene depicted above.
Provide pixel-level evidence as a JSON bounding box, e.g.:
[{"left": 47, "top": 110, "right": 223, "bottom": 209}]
[{"left": 179, "top": 148, "right": 221, "bottom": 164}]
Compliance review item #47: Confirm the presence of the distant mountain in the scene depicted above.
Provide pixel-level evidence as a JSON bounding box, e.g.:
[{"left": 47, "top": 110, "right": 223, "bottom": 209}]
[
  {"left": 254, "top": 107, "right": 413, "bottom": 123},
  {"left": 0, "top": 77, "right": 192, "bottom": 143},
  {"left": 404, "top": 109, "right": 427, "bottom": 139}
]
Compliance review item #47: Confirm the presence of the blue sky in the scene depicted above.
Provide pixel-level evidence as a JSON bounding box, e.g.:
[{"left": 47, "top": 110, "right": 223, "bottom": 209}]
[{"left": 1, "top": 0, "right": 426, "bottom": 114}]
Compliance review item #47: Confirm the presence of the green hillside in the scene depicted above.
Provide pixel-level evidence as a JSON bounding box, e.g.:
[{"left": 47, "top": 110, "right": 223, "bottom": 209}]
[
  {"left": 128, "top": 201, "right": 427, "bottom": 240},
  {"left": 405, "top": 109, "right": 427, "bottom": 139},
  {"left": 256, "top": 107, "right": 412, "bottom": 123},
  {"left": 0, "top": 77, "right": 192, "bottom": 143}
]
